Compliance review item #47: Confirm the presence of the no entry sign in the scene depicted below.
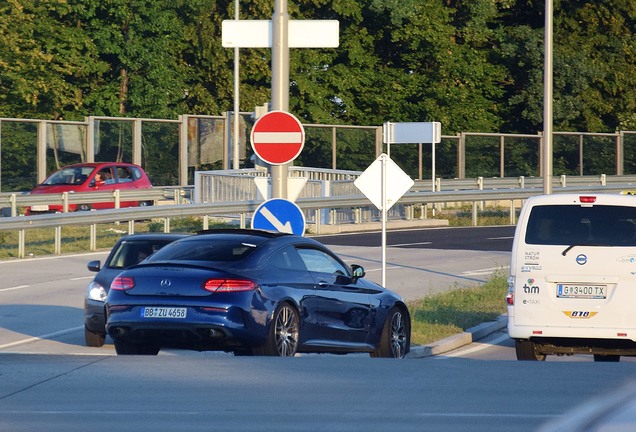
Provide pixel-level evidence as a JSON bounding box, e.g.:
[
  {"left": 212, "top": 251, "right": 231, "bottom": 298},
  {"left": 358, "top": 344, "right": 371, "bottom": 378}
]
[{"left": 250, "top": 110, "right": 305, "bottom": 165}]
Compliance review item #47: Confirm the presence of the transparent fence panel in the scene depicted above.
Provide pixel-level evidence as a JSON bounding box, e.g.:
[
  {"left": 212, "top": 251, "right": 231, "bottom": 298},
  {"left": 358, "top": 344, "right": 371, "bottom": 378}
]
[
  {"left": 624, "top": 132, "right": 636, "bottom": 175},
  {"left": 95, "top": 120, "right": 133, "bottom": 162},
  {"left": 142, "top": 121, "right": 180, "bottom": 186},
  {"left": 0, "top": 121, "right": 38, "bottom": 191}
]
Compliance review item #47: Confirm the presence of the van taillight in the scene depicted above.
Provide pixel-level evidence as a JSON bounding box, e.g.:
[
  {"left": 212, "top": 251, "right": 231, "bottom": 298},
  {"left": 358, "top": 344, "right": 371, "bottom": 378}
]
[
  {"left": 506, "top": 292, "right": 514, "bottom": 305},
  {"left": 506, "top": 276, "right": 515, "bottom": 305},
  {"left": 579, "top": 196, "right": 596, "bottom": 203}
]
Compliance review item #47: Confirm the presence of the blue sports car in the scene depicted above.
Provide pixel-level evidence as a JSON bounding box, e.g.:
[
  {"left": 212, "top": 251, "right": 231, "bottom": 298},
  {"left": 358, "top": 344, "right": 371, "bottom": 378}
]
[{"left": 105, "top": 229, "right": 411, "bottom": 357}]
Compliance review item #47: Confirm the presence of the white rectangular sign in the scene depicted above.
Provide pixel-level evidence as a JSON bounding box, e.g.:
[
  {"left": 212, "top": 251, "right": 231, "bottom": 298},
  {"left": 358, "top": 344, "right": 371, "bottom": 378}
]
[
  {"left": 222, "top": 20, "right": 339, "bottom": 48},
  {"left": 383, "top": 121, "right": 441, "bottom": 144}
]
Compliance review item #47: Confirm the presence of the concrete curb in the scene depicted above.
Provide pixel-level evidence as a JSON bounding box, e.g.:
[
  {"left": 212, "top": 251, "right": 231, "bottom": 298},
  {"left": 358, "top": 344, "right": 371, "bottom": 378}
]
[{"left": 407, "top": 314, "right": 508, "bottom": 359}]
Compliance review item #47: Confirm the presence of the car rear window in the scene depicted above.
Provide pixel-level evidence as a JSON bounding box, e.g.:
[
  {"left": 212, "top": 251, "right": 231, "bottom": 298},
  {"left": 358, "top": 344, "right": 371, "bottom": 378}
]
[
  {"left": 148, "top": 238, "right": 259, "bottom": 262},
  {"left": 525, "top": 204, "right": 636, "bottom": 246}
]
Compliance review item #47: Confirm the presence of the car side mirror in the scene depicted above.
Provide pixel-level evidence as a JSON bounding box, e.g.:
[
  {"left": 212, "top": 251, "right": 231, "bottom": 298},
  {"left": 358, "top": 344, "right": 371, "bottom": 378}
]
[
  {"left": 87, "top": 260, "right": 101, "bottom": 272},
  {"left": 351, "top": 264, "right": 365, "bottom": 282}
]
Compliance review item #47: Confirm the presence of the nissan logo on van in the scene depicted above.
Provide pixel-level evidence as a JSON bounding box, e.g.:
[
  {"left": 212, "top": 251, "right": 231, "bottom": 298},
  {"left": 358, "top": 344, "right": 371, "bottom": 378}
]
[{"left": 575, "top": 254, "right": 588, "bottom": 265}]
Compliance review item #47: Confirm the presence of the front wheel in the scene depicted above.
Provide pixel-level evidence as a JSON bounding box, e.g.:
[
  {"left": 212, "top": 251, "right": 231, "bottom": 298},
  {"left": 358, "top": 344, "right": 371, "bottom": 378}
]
[
  {"left": 371, "top": 307, "right": 410, "bottom": 358},
  {"left": 515, "top": 340, "right": 546, "bottom": 361},
  {"left": 252, "top": 303, "right": 299, "bottom": 356},
  {"left": 114, "top": 339, "right": 160, "bottom": 355},
  {"left": 84, "top": 326, "right": 105, "bottom": 347}
]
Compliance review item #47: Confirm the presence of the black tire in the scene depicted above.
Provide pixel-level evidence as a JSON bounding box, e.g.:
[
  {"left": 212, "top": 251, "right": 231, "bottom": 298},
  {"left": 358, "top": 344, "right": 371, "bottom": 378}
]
[
  {"left": 594, "top": 354, "right": 620, "bottom": 362},
  {"left": 515, "top": 340, "right": 546, "bottom": 361},
  {"left": 252, "top": 303, "right": 299, "bottom": 356},
  {"left": 371, "top": 307, "right": 410, "bottom": 358},
  {"left": 113, "top": 339, "right": 160, "bottom": 355},
  {"left": 84, "top": 326, "right": 106, "bottom": 347},
  {"left": 77, "top": 204, "right": 92, "bottom": 211}
]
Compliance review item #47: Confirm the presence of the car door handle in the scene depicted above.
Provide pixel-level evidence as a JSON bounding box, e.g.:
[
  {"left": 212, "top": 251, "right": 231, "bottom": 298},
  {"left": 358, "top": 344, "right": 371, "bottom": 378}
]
[{"left": 317, "top": 281, "right": 329, "bottom": 287}]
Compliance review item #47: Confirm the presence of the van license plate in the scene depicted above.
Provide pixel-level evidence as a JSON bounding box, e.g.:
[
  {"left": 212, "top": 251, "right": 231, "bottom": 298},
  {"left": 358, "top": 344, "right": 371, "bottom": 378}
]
[
  {"left": 557, "top": 284, "right": 607, "bottom": 299},
  {"left": 141, "top": 307, "right": 187, "bottom": 318}
]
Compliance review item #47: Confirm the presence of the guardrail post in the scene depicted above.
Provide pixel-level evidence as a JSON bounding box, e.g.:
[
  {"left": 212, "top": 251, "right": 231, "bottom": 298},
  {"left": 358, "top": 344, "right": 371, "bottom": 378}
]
[
  {"left": 55, "top": 226, "right": 62, "bottom": 255},
  {"left": 560, "top": 175, "right": 566, "bottom": 187},
  {"left": 509, "top": 200, "right": 516, "bottom": 225},
  {"left": 128, "top": 220, "right": 135, "bottom": 234},
  {"left": 203, "top": 215, "right": 209, "bottom": 230},
  {"left": 18, "top": 229, "right": 25, "bottom": 258},
  {"left": 600, "top": 174, "right": 606, "bottom": 186},
  {"left": 315, "top": 209, "right": 321, "bottom": 234},
  {"left": 472, "top": 201, "right": 478, "bottom": 226},
  {"left": 519, "top": 176, "right": 525, "bottom": 189},
  {"left": 114, "top": 190, "right": 121, "bottom": 208},
  {"left": 62, "top": 192, "right": 69, "bottom": 213},
  {"left": 9, "top": 194, "right": 17, "bottom": 217},
  {"left": 164, "top": 218, "right": 170, "bottom": 233},
  {"left": 90, "top": 224, "right": 97, "bottom": 251},
  {"left": 240, "top": 213, "right": 246, "bottom": 229}
]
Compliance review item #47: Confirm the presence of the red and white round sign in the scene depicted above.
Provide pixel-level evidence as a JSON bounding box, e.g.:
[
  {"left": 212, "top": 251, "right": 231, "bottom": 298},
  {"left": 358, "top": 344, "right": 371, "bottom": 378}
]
[{"left": 250, "top": 110, "right": 305, "bottom": 165}]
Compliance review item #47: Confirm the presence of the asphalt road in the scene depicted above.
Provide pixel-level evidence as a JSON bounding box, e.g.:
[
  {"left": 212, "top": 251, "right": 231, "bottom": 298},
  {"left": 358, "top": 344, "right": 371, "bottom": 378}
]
[{"left": 3, "top": 226, "right": 636, "bottom": 431}]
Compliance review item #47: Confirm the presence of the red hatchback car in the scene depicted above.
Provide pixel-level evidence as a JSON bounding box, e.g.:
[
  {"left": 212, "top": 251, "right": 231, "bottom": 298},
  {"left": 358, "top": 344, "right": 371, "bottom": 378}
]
[{"left": 26, "top": 162, "right": 153, "bottom": 215}]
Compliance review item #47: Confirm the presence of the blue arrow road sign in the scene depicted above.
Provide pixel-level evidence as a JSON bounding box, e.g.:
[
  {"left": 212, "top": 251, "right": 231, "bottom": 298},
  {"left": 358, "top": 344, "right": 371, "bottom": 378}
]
[{"left": 251, "top": 198, "right": 306, "bottom": 236}]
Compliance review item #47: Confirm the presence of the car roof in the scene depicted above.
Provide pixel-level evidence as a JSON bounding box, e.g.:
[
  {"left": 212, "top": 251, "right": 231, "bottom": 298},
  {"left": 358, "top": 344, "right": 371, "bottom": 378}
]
[{"left": 60, "top": 162, "right": 142, "bottom": 169}]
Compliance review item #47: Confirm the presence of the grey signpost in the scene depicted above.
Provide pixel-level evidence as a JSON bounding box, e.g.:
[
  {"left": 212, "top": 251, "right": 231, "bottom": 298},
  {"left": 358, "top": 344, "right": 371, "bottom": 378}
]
[{"left": 222, "top": 1, "right": 339, "bottom": 199}]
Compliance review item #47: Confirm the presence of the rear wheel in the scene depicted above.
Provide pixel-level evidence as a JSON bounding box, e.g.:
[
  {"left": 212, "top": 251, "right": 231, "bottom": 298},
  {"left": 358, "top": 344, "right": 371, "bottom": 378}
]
[
  {"left": 114, "top": 339, "right": 160, "bottom": 355},
  {"left": 371, "top": 307, "right": 410, "bottom": 358},
  {"left": 594, "top": 354, "right": 620, "bottom": 362},
  {"left": 252, "top": 303, "right": 299, "bottom": 356},
  {"left": 84, "top": 326, "right": 105, "bottom": 347},
  {"left": 77, "top": 204, "right": 92, "bottom": 211},
  {"left": 515, "top": 340, "right": 546, "bottom": 361}
]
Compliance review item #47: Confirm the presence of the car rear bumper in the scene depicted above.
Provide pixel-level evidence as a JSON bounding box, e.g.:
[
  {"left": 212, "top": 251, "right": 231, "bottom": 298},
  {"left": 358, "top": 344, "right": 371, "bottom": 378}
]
[{"left": 106, "top": 305, "right": 268, "bottom": 351}]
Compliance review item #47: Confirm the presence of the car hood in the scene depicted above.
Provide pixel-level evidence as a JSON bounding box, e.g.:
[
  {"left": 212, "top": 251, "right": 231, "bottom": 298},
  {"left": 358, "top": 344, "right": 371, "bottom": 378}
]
[{"left": 30, "top": 185, "right": 81, "bottom": 194}]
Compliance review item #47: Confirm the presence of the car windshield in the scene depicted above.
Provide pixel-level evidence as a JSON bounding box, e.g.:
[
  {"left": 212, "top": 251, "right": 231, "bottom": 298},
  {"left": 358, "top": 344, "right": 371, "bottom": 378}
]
[
  {"left": 148, "top": 238, "right": 259, "bottom": 263},
  {"left": 43, "top": 166, "right": 95, "bottom": 185},
  {"left": 525, "top": 204, "right": 636, "bottom": 246}
]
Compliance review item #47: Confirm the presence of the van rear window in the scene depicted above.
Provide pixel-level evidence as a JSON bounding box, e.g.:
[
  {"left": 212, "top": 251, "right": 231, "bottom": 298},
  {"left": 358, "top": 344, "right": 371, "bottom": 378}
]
[{"left": 525, "top": 205, "right": 636, "bottom": 246}]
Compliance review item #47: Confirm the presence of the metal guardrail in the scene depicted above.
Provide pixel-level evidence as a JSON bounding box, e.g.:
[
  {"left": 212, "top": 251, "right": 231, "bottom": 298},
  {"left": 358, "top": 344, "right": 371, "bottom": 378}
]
[{"left": 1, "top": 180, "right": 634, "bottom": 258}]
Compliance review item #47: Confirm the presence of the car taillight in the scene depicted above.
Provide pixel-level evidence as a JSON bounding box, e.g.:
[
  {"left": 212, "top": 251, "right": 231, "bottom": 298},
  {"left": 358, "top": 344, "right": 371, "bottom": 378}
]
[
  {"left": 111, "top": 276, "right": 135, "bottom": 291},
  {"left": 579, "top": 196, "right": 596, "bottom": 203},
  {"left": 202, "top": 279, "right": 256, "bottom": 293}
]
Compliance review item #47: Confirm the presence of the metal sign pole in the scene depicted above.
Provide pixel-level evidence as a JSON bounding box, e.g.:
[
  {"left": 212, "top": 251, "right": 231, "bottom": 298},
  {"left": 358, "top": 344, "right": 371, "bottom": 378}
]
[
  {"left": 271, "top": 0, "right": 289, "bottom": 199},
  {"left": 381, "top": 154, "right": 387, "bottom": 288}
]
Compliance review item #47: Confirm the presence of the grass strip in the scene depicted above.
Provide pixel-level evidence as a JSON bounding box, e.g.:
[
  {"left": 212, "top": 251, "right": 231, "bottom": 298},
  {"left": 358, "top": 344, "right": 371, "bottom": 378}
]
[{"left": 408, "top": 271, "right": 508, "bottom": 345}]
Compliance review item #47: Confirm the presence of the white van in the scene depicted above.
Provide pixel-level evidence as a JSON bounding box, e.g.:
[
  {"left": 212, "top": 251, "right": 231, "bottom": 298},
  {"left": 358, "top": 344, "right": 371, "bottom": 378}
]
[{"left": 508, "top": 193, "right": 636, "bottom": 362}]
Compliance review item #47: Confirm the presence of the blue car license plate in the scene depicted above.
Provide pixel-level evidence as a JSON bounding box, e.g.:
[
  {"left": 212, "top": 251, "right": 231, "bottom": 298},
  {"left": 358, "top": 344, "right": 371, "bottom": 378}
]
[{"left": 141, "top": 307, "right": 187, "bottom": 319}]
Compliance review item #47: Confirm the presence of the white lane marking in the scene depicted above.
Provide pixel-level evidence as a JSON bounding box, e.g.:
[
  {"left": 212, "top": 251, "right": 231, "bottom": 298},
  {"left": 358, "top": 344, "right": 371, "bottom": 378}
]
[
  {"left": 70, "top": 276, "right": 93, "bottom": 281},
  {"left": 436, "top": 333, "right": 511, "bottom": 359},
  {"left": 388, "top": 241, "right": 433, "bottom": 247},
  {"left": 487, "top": 236, "right": 514, "bottom": 240},
  {"left": 0, "top": 285, "right": 29, "bottom": 292},
  {"left": 0, "top": 251, "right": 107, "bottom": 265},
  {"left": 364, "top": 266, "right": 401, "bottom": 273},
  {"left": 462, "top": 266, "right": 509, "bottom": 276},
  {"left": 0, "top": 326, "right": 83, "bottom": 350}
]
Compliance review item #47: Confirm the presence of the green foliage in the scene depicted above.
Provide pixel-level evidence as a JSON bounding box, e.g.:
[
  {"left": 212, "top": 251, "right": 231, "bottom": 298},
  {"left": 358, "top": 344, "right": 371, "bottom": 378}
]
[{"left": 1, "top": 0, "right": 635, "bottom": 179}]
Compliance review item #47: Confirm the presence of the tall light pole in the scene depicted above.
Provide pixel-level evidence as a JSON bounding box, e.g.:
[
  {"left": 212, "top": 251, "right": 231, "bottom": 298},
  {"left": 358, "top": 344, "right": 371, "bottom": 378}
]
[
  {"left": 232, "top": 0, "right": 240, "bottom": 170},
  {"left": 543, "top": 0, "right": 553, "bottom": 194}
]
